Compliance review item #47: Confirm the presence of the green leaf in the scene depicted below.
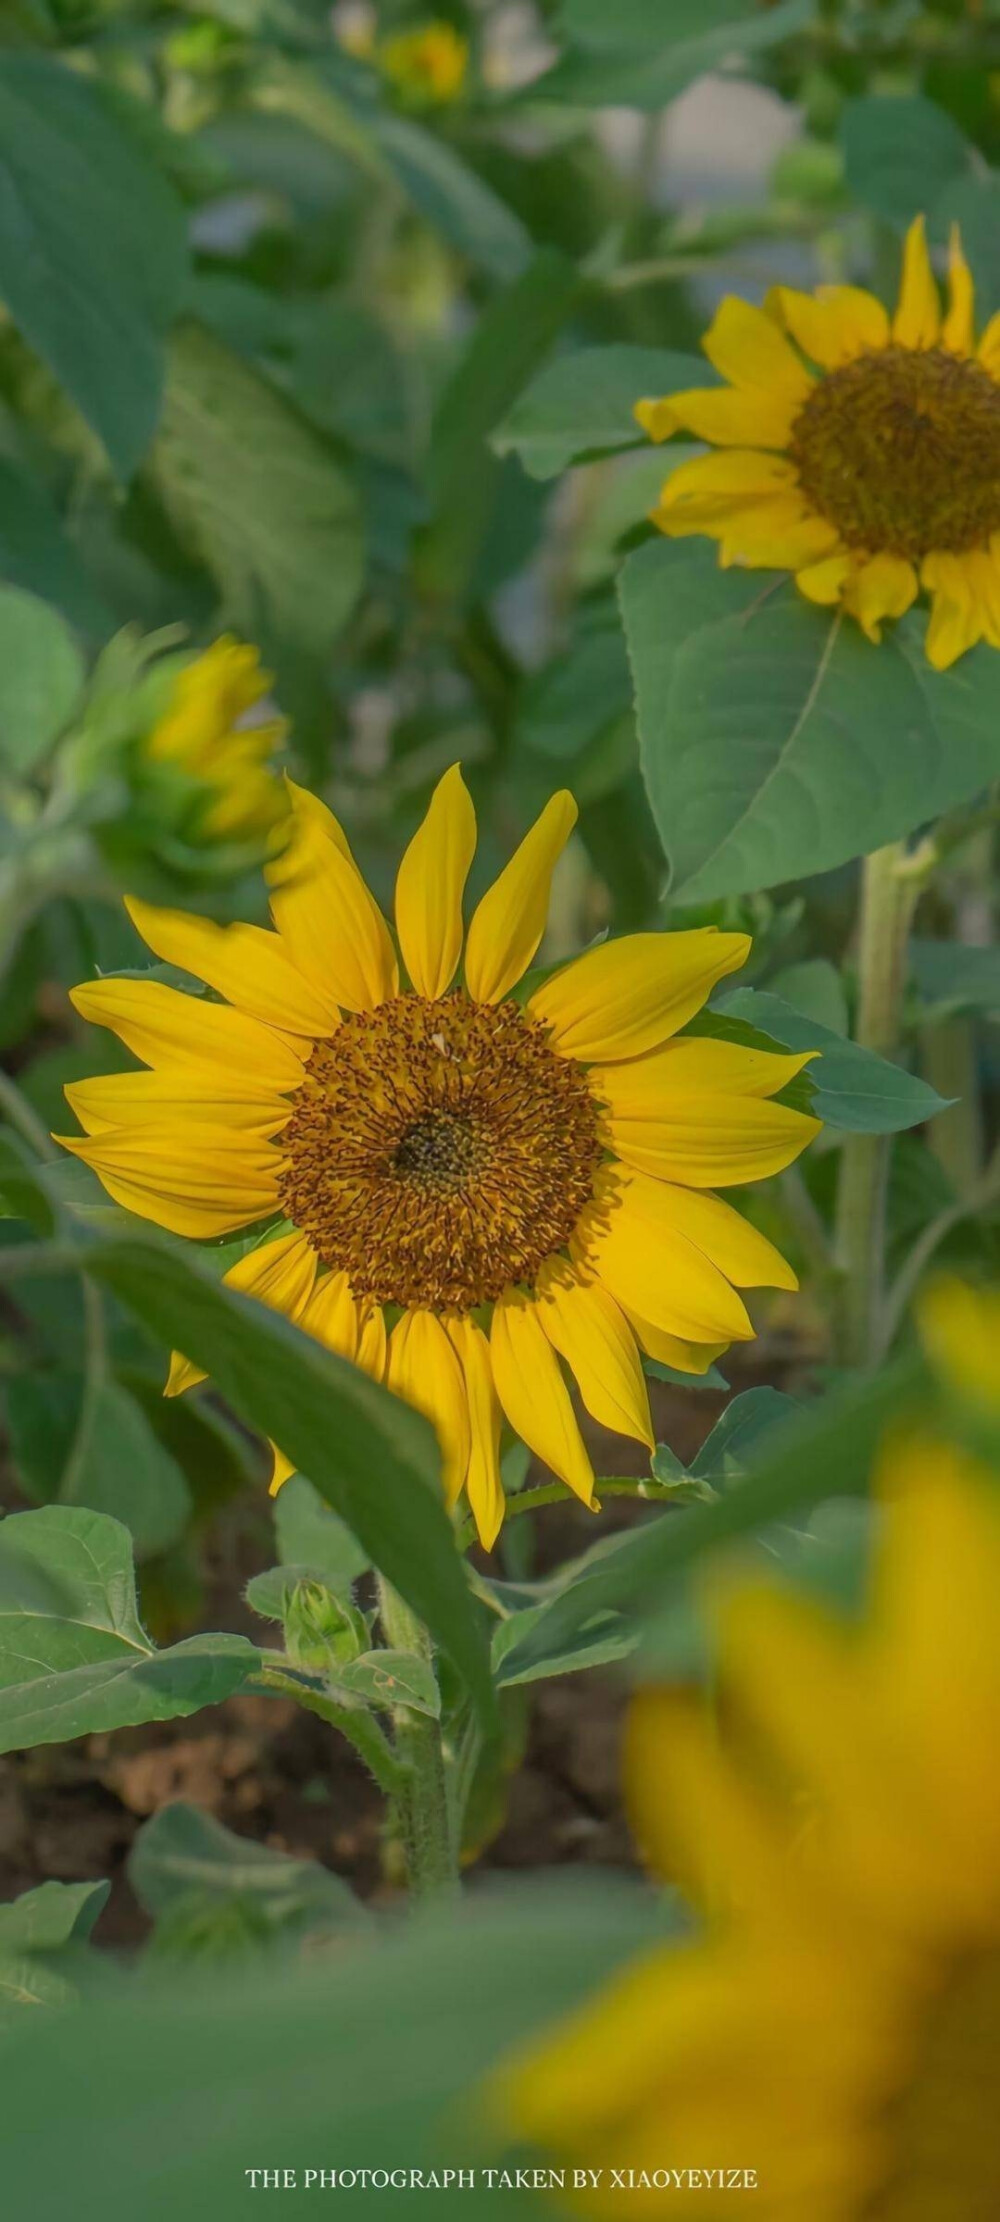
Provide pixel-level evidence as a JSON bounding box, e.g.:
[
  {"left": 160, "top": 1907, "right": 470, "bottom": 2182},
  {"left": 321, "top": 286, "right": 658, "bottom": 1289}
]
[
  {"left": 485, "top": 1356, "right": 923, "bottom": 1678},
  {"left": 420, "top": 251, "right": 579, "bottom": 599},
  {"left": 128, "top": 1802, "right": 366, "bottom": 1934},
  {"left": 150, "top": 323, "right": 364, "bottom": 659},
  {"left": 1, "top": 1876, "right": 669, "bottom": 2217},
  {"left": 493, "top": 345, "right": 707, "bottom": 481},
  {"left": 638, "top": 1498, "right": 874, "bottom": 1678},
  {"left": 767, "top": 957, "right": 848, "bottom": 1036},
  {"left": 517, "top": 598, "right": 632, "bottom": 762},
  {"left": 0, "top": 1505, "right": 257, "bottom": 1753},
  {"left": 0, "top": 459, "right": 112, "bottom": 638},
  {"left": 273, "top": 1474, "right": 370, "bottom": 1591},
  {"left": 0, "top": 587, "right": 85, "bottom": 774},
  {"left": 0, "top": 1131, "right": 54, "bottom": 1234},
  {"left": 332, "top": 1649, "right": 441, "bottom": 1718},
  {"left": 558, "top": 0, "right": 751, "bottom": 47},
  {"left": 712, "top": 986, "right": 951, "bottom": 1133},
  {"left": 374, "top": 114, "right": 530, "bottom": 281},
  {"left": 0, "top": 55, "right": 188, "bottom": 477},
  {"left": 910, "top": 937, "right": 1000, "bottom": 1022},
  {"left": 531, "top": 0, "right": 812, "bottom": 107},
  {"left": 492, "top": 1602, "right": 638, "bottom": 1688},
  {"left": 625, "top": 540, "right": 1000, "bottom": 903},
  {"left": 0, "top": 1879, "right": 109, "bottom": 1953},
  {"left": 689, "top": 1386, "right": 800, "bottom": 1481},
  {"left": 78, "top": 1233, "right": 494, "bottom": 1725},
  {"left": 7, "top": 1370, "right": 192, "bottom": 1558},
  {"left": 841, "top": 94, "right": 972, "bottom": 227}
]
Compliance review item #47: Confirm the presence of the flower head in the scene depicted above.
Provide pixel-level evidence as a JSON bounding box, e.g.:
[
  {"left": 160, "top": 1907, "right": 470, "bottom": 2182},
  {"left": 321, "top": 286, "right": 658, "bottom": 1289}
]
[
  {"left": 379, "top": 21, "right": 468, "bottom": 105},
  {"left": 502, "top": 1332, "right": 1000, "bottom": 2212},
  {"left": 57, "top": 768, "right": 817, "bottom": 1546},
  {"left": 141, "top": 636, "right": 288, "bottom": 851},
  {"left": 638, "top": 216, "right": 1000, "bottom": 669}
]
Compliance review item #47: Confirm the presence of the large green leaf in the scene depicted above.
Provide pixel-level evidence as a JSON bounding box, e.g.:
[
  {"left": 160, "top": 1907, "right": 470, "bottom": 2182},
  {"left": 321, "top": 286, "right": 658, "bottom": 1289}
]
[
  {"left": 0, "top": 1505, "right": 256, "bottom": 1753},
  {"left": 0, "top": 459, "right": 112, "bottom": 638},
  {"left": 709, "top": 987, "right": 951, "bottom": 1133},
  {"left": 558, "top": 0, "right": 750, "bottom": 46},
  {"left": 493, "top": 345, "right": 707, "bottom": 481},
  {"left": 0, "top": 1878, "right": 109, "bottom": 1954},
  {"left": 624, "top": 540, "right": 1000, "bottom": 903},
  {"left": 129, "top": 1803, "right": 367, "bottom": 1937},
  {"left": 375, "top": 113, "right": 530, "bottom": 280},
  {"left": 841, "top": 94, "right": 972, "bottom": 227},
  {"left": 7, "top": 1370, "right": 192, "bottom": 1558},
  {"left": 910, "top": 937, "right": 1000, "bottom": 1022},
  {"left": 0, "top": 587, "right": 84, "bottom": 775},
  {"left": 2, "top": 1876, "right": 670, "bottom": 2218},
  {"left": 150, "top": 323, "right": 364, "bottom": 659},
  {"left": 77, "top": 1232, "right": 494, "bottom": 1722},
  {"left": 0, "top": 55, "right": 188, "bottom": 478},
  {"left": 530, "top": 0, "right": 812, "bottom": 107}
]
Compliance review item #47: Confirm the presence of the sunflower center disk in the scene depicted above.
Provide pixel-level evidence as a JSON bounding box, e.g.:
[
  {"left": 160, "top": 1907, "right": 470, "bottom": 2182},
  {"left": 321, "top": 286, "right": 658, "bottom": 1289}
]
[
  {"left": 789, "top": 345, "right": 1000, "bottom": 563},
  {"left": 865, "top": 1946, "right": 1000, "bottom": 2219},
  {"left": 277, "top": 992, "right": 602, "bottom": 1312}
]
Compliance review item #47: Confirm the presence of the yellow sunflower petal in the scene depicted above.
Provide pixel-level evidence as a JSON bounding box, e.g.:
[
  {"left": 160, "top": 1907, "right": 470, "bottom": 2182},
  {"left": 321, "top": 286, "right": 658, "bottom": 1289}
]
[
  {"left": 268, "top": 810, "right": 399, "bottom": 1013},
  {"left": 283, "top": 775, "right": 353, "bottom": 859},
  {"left": 55, "top": 1123, "right": 279, "bottom": 1239},
  {"left": 536, "top": 1261, "right": 654, "bottom": 1450},
  {"left": 977, "top": 308, "right": 1000, "bottom": 377},
  {"left": 892, "top": 214, "right": 940, "bottom": 349},
  {"left": 464, "top": 791, "right": 577, "bottom": 1004},
  {"left": 387, "top": 1309, "right": 470, "bottom": 1506},
  {"left": 528, "top": 930, "right": 750, "bottom": 1063},
  {"left": 843, "top": 553, "right": 918, "bottom": 642},
  {"left": 604, "top": 1090, "right": 820, "bottom": 1188},
  {"left": 447, "top": 1314, "right": 504, "bottom": 1549},
  {"left": 767, "top": 283, "right": 890, "bottom": 370},
  {"left": 918, "top": 1277, "right": 1000, "bottom": 1409},
  {"left": 395, "top": 763, "right": 477, "bottom": 999},
  {"left": 490, "top": 1289, "right": 595, "bottom": 1506},
  {"left": 922, "top": 548, "right": 994, "bottom": 668},
  {"left": 634, "top": 396, "right": 683, "bottom": 444},
  {"left": 795, "top": 552, "right": 852, "bottom": 608},
  {"left": 572, "top": 1172, "right": 754, "bottom": 1346},
  {"left": 651, "top": 447, "right": 800, "bottom": 526},
  {"left": 621, "top": 1311, "right": 729, "bottom": 1376},
  {"left": 68, "top": 979, "right": 305, "bottom": 1092},
  {"left": 653, "top": 384, "right": 802, "bottom": 449},
  {"left": 594, "top": 1036, "right": 816, "bottom": 1104},
  {"left": 626, "top": 1687, "right": 786, "bottom": 1905},
  {"left": 700, "top": 296, "right": 815, "bottom": 398},
  {"left": 654, "top": 1182, "right": 798, "bottom": 1290},
  {"left": 302, "top": 1269, "right": 363, "bottom": 1360},
  {"left": 356, "top": 1302, "right": 387, "bottom": 1382},
  {"left": 64, "top": 1069, "right": 289, "bottom": 1138},
  {"left": 125, "top": 896, "right": 340, "bottom": 1038},
  {"left": 269, "top": 1446, "right": 296, "bottom": 1496},
  {"left": 942, "top": 223, "right": 975, "bottom": 355},
  {"left": 167, "top": 1229, "right": 318, "bottom": 1400},
  {"left": 713, "top": 505, "right": 840, "bottom": 574}
]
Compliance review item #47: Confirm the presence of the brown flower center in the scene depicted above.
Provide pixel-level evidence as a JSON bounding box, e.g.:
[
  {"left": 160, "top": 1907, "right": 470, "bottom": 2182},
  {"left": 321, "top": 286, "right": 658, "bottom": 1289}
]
[
  {"left": 788, "top": 346, "right": 1000, "bottom": 563},
  {"left": 865, "top": 1946, "right": 1000, "bottom": 2219},
  {"left": 277, "top": 992, "right": 602, "bottom": 1312}
]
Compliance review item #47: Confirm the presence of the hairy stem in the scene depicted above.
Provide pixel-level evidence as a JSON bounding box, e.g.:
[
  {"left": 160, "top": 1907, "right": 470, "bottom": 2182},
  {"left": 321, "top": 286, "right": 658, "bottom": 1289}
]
[
  {"left": 375, "top": 1575, "right": 457, "bottom": 1902},
  {"left": 835, "top": 842, "right": 920, "bottom": 1366}
]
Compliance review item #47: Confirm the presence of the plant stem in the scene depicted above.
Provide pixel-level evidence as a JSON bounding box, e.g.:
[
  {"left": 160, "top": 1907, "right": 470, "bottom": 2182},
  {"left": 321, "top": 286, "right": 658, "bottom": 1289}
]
[
  {"left": 375, "top": 1574, "right": 458, "bottom": 1903},
  {"left": 835, "top": 841, "right": 920, "bottom": 1366},
  {"left": 454, "top": 1474, "right": 712, "bottom": 1555}
]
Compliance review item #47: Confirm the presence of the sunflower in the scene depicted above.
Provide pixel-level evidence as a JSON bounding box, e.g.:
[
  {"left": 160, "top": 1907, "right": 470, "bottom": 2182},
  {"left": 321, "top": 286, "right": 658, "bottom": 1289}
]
[
  {"left": 140, "top": 636, "right": 288, "bottom": 848},
  {"left": 503, "top": 1415, "right": 1000, "bottom": 2213},
  {"left": 637, "top": 216, "right": 1000, "bottom": 670},
  {"left": 379, "top": 20, "right": 468, "bottom": 104},
  {"left": 57, "top": 768, "right": 817, "bottom": 1547}
]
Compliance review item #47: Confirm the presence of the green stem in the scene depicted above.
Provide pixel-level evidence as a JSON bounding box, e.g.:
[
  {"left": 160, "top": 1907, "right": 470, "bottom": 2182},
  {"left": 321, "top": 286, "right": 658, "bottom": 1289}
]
[
  {"left": 375, "top": 1575, "right": 458, "bottom": 1903},
  {"left": 835, "top": 841, "right": 920, "bottom": 1367},
  {"left": 0, "top": 1069, "right": 59, "bottom": 1163},
  {"left": 253, "top": 1661, "right": 406, "bottom": 1800},
  {"left": 454, "top": 1474, "right": 713, "bottom": 1555}
]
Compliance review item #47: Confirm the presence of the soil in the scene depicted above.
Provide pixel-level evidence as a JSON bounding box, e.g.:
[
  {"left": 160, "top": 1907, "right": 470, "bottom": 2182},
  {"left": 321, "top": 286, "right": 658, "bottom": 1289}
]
[{"left": 0, "top": 1338, "right": 809, "bottom": 1949}]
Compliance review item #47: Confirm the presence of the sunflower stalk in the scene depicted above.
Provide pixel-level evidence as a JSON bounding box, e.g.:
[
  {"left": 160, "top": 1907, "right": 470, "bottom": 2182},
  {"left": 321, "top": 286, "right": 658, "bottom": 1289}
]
[
  {"left": 374, "top": 1573, "right": 458, "bottom": 1902},
  {"left": 835, "top": 841, "right": 921, "bottom": 1366}
]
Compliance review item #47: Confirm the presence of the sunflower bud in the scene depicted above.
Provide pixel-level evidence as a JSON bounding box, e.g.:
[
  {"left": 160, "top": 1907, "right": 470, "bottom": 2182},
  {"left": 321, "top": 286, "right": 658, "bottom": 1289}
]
[{"left": 283, "top": 1579, "right": 369, "bottom": 1675}]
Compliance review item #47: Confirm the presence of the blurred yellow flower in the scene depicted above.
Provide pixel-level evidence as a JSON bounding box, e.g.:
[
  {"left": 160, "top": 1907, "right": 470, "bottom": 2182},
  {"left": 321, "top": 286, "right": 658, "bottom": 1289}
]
[
  {"left": 637, "top": 216, "right": 1000, "bottom": 669},
  {"left": 57, "top": 767, "right": 816, "bottom": 1546},
  {"left": 379, "top": 21, "right": 468, "bottom": 104},
  {"left": 504, "top": 1413, "right": 1000, "bottom": 2214},
  {"left": 144, "top": 636, "right": 288, "bottom": 848}
]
